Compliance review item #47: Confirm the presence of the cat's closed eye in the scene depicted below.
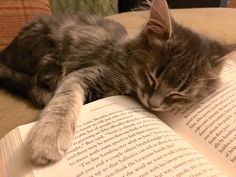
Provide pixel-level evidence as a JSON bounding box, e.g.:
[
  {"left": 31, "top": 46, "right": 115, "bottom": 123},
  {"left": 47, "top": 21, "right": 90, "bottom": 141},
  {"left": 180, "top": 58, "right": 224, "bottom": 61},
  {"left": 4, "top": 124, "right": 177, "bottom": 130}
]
[{"left": 167, "top": 92, "right": 187, "bottom": 100}]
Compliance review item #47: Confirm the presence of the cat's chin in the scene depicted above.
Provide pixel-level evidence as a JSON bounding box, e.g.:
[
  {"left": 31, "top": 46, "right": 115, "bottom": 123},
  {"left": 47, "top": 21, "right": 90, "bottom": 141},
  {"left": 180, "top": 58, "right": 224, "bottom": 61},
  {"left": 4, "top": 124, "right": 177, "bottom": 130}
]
[{"left": 149, "top": 106, "right": 172, "bottom": 112}]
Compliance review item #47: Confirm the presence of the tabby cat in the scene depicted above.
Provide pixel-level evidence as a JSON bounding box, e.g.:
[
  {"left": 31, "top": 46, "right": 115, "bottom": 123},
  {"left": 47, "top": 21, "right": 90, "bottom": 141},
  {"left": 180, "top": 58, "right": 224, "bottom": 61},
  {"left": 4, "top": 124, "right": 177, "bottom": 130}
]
[{"left": 0, "top": 0, "right": 228, "bottom": 165}]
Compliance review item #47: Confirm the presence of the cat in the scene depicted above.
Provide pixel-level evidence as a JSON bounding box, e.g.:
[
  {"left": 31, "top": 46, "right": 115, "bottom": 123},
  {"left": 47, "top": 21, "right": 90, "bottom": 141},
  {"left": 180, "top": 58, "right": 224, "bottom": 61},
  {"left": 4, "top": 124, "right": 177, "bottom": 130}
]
[{"left": 0, "top": 0, "right": 229, "bottom": 165}]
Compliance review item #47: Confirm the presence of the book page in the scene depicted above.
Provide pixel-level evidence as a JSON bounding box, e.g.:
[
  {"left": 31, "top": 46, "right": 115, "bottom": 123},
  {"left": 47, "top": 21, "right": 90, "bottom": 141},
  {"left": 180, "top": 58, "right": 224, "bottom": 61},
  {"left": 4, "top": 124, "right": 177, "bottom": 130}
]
[
  {"left": 17, "top": 96, "right": 225, "bottom": 177},
  {"left": 159, "top": 59, "right": 236, "bottom": 177},
  {"left": 0, "top": 127, "right": 34, "bottom": 177}
]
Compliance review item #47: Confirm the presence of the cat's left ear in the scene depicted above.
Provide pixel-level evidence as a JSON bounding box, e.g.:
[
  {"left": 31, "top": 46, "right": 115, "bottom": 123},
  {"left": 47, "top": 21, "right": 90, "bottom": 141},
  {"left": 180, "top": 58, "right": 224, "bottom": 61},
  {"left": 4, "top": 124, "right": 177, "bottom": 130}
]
[{"left": 143, "top": 0, "right": 172, "bottom": 40}]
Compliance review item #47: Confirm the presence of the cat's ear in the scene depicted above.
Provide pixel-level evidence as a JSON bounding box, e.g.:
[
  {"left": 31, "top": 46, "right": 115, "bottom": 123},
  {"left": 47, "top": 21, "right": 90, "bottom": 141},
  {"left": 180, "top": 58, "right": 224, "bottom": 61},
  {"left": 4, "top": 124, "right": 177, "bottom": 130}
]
[{"left": 143, "top": 0, "right": 172, "bottom": 40}]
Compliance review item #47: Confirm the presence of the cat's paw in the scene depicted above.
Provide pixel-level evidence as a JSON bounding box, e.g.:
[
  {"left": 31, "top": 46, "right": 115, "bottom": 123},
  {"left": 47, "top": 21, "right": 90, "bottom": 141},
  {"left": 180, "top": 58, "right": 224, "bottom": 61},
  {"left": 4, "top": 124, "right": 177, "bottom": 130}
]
[{"left": 27, "top": 122, "right": 74, "bottom": 165}]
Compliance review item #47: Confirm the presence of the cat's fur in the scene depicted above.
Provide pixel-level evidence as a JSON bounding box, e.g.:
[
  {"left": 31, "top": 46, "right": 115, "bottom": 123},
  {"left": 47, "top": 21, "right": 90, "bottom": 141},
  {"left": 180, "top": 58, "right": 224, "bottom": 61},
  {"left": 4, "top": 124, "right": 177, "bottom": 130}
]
[{"left": 0, "top": 0, "right": 228, "bottom": 164}]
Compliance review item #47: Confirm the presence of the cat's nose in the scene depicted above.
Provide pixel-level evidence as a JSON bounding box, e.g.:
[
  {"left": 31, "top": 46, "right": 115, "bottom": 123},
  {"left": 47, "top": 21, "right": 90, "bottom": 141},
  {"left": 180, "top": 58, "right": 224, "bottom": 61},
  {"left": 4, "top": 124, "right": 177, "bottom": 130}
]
[{"left": 148, "top": 94, "right": 165, "bottom": 109}]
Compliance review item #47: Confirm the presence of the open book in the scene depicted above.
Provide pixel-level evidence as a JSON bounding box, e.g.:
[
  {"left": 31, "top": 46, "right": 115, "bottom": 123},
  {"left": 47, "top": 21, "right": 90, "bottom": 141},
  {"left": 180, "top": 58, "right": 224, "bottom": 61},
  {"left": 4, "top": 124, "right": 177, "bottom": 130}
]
[{"left": 1, "top": 56, "right": 236, "bottom": 177}]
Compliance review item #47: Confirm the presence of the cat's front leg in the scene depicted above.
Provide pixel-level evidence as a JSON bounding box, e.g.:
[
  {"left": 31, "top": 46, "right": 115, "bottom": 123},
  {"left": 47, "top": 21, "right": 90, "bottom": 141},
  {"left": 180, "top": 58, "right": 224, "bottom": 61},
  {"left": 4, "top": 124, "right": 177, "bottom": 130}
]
[{"left": 27, "top": 72, "right": 85, "bottom": 165}]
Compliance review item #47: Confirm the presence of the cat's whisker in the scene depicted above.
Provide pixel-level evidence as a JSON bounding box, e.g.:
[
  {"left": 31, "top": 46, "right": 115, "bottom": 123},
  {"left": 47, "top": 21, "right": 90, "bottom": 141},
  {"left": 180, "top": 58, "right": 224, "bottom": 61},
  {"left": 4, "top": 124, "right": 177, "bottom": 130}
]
[
  {"left": 224, "top": 62, "right": 236, "bottom": 69},
  {"left": 197, "top": 77, "right": 218, "bottom": 81},
  {"left": 194, "top": 96, "right": 208, "bottom": 103},
  {"left": 198, "top": 90, "right": 215, "bottom": 95},
  {"left": 195, "top": 85, "right": 218, "bottom": 89},
  {"left": 128, "top": 49, "right": 155, "bottom": 62},
  {"left": 194, "top": 86, "right": 218, "bottom": 90},
  {"left": 217, "top": 54, "right": 233, "bottom": 63}
]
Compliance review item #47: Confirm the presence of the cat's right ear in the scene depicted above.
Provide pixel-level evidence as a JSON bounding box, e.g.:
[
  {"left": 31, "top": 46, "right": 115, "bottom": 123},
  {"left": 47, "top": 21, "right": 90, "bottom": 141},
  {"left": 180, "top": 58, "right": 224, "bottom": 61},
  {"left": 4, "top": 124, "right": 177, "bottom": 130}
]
[{"left": 143, "top": 0, "right": 172, "bottom": 41}]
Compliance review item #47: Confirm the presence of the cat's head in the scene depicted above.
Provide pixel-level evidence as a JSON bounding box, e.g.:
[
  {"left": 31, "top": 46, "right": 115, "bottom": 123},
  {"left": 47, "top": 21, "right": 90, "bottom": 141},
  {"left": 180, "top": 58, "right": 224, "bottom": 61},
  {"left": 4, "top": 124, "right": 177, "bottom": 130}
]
[{"left": 127, "top": 0, "right": 227, "bottom": 111}]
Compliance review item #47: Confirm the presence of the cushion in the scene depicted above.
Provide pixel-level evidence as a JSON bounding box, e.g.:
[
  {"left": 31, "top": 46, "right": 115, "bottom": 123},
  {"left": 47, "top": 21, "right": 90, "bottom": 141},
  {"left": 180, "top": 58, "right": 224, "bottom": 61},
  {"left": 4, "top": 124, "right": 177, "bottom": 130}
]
[
  {"left": 49, "top": 0, "right": 118, "bottom": 16},
  {"left": 108, "top": 8, "right": 236, "bottom": 44},
  {"left": 0, "top": 0, "right": 51, "bottom": 50}
]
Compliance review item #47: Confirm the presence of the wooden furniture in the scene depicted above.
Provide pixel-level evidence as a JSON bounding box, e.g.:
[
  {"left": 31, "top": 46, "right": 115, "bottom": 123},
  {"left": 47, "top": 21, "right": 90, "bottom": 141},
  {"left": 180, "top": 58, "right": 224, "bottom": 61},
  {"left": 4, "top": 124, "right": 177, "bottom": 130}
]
[
  {"left": 119, "top": 0, "right": 229, "bottom": 12},
  {"left": 167, "top": 0, "right": 228, "bottom": 8},
  {"left": 229, "top": 0, "right": 236, "bottom": 7}
]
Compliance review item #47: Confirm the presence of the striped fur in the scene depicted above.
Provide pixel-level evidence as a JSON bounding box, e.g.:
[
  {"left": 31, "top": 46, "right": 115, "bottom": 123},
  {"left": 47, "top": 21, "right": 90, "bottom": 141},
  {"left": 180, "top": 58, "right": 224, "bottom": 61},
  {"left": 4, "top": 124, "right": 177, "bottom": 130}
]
[{"left": 0, "top": 0, "right": 228, "bottom": 164}]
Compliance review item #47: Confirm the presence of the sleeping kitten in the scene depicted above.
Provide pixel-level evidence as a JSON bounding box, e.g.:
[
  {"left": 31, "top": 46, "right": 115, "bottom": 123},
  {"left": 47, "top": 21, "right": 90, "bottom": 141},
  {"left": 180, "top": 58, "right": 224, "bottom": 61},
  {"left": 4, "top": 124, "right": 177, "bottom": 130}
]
[{"left": 0, "top": 0, "right": 228, "bottom": 164}]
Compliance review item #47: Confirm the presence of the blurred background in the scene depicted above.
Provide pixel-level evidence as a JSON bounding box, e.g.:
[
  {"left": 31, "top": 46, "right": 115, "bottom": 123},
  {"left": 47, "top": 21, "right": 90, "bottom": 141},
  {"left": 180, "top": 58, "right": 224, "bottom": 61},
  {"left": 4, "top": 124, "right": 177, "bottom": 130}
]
[
  {"left": 49, "top": 0, "right": 118, "bottom": 16},
  {"left": 119, "top": 0, "right": 230, "bottom": 12},
  {"left": 48, "top": 0, "right": 235, "bottom": 16}
]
